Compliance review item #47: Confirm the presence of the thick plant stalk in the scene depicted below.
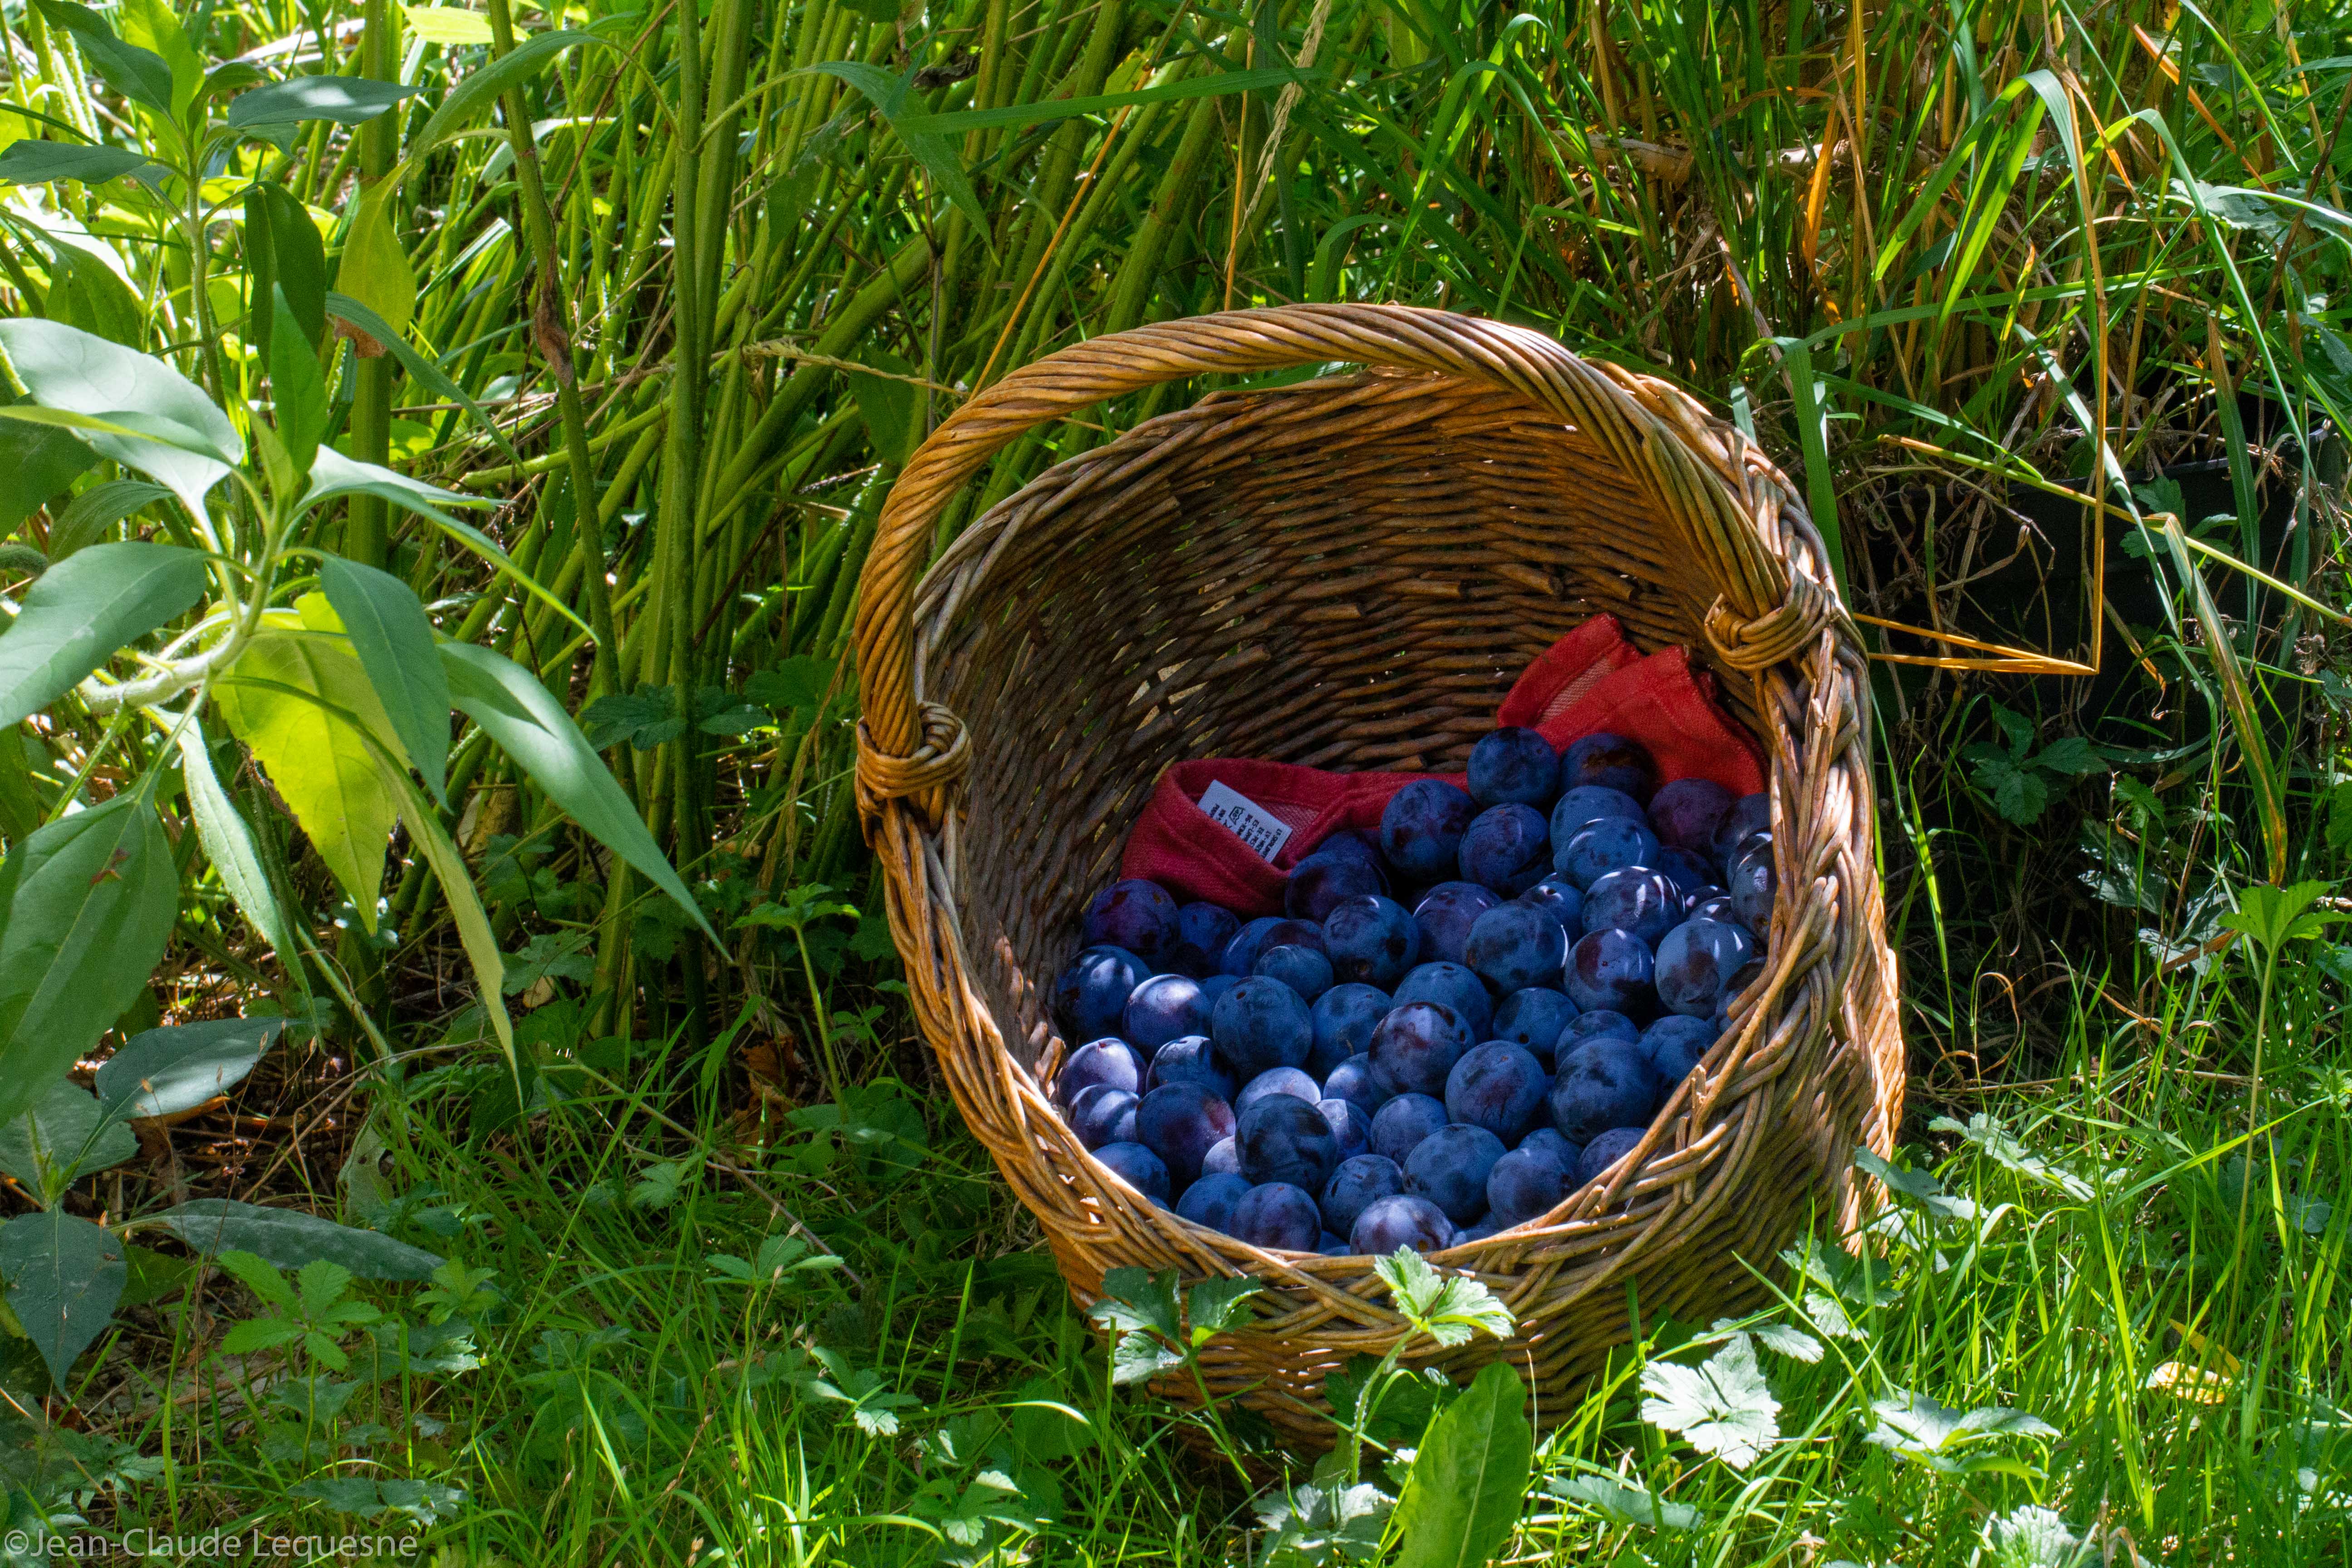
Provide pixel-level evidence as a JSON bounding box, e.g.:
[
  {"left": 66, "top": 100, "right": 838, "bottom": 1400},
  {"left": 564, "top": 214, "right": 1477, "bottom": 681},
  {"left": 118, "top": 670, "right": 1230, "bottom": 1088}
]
[
  {"left": 344, "top": 0, "right": 397, "bottom": 568},
  {"left": 484, "top": 0, "right": 623, "bottom": 702}
]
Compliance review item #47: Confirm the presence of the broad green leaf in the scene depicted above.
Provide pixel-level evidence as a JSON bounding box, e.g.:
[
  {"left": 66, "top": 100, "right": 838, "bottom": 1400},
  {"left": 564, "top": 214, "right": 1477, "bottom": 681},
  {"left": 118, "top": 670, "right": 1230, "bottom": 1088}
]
[
  {"left": 30, "top": 0, "right": 172, "bottom": 115},
  {"left": 2221, "top": 880, "right": 2342, "bottom": 955},
  {"left": 0, "top": 142, "right": 150, "bottom": 186},
  {"left": 114, "top": 0, "right": 202, "bottom": 116},
  {"left": 797, "top": 61, "right": 989, "bottom": 234},
  {"left": 403, "top": 4, "right": 496, "bottom": 45},
  {"left": 372, "top": 755, "right": 510, "bottom": 1059},
  {"left": 0, "top": 1077, "right": 138, "bottom": 1198},
  {"left": 407, "top": 29, "right": 609, "bottom": 163},
  {"left": 0, "top": 541, "right": 206, "bottom": 728},
  {"left": 0, "top": 319, "right": 240, "bottom": 524},
  {"left": 1391, "top": 1361, "right": 1532, "bottom": 1568},
  {"left": 440, "top": 643, "right": 715, "bottom": 938},
  {"left": 1374, "top": 1247, "right": 1515, "bottom": 1346},
  {"left": 227, "top": 75, "right": 420, "bottom": 128},
  {"left": 171, "top": 713, "right": 307, "bottom": 966},
  {"left": 95, "top": 1015, "right": 284, "bottom": 1122},
  {"left": 0, "top": 406, "right": 96, "bottom": 534},
  {"left": 1090, "top": 1266, "right": 1182, "bottom": 1340},
  {"left": 245, "top": 181, "right": 328, "bottom": 358},
  {"left": 1186, "top": 1276, "right": 1258, "bottom": 1339},
  {"left": 2034, "top": 736, "right": 2109, "bottom": 777},
  {"left": 1546, "top": 1474, "right": 1700, "bottom": 1531},
  {"left": 323, "top": 292, "right": 518, "bottom": 462},
  {"left": 846, "top": 355, "right": 921, "bottom": 465},
  {"left": 0, "top": 1210, "right": 125, "bottom": 1386},
  {"left": 152, "top": 1198, "right": 443, "bottom": 1279},
  {"left": 1109, "top": 1329, "right": 1185, "bottom": 1386},
  {"left": 320, "top": 556, "right": 449, "bottom": 803},
  {"left": 1639, "top": 1334, "right": 1779, "bottom": 1470},
  {"left": 0, "top": 793, "right": 177, "bottom": 1128},
  {"left": 213, "top": 631, "right": 405, "bottom": 930},
  {"left": 301, "top": 449, "right": 574, "bottom": 631},
  {"left": 36, "top": 225, "right": 145, "bottom": 347},
  {"left": 333, "top": 181, "right": 415, "bottom": 340},
  {"left": 1865, "top": 1386, "right": 2060, "bottom": 1474},
  {"left": 269, "top": 288, "right": 328, "bottom": 479},
  {"left": 44, "top": 479, "right": 166, "bottom": 559}
]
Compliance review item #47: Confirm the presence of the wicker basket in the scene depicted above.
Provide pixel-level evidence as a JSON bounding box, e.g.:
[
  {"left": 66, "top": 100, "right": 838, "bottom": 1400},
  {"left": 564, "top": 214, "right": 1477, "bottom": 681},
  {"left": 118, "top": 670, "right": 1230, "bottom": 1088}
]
[{"left": 852, "top": 304, "right": 1903, "bottom": 1440}]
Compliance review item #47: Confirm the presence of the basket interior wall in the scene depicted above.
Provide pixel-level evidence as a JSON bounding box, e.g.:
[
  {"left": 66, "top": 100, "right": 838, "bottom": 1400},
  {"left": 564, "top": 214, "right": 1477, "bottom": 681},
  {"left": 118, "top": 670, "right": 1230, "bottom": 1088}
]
[{"left": 917, "top": 369, "right": 1769, "bottom": 1081}]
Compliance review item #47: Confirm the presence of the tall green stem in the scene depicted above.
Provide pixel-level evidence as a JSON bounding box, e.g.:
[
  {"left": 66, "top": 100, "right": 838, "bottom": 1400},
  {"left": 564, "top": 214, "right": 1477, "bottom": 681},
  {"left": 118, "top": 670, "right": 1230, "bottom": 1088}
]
[{"left": 344, "top": 0, "right": 396, "bottom": 568}]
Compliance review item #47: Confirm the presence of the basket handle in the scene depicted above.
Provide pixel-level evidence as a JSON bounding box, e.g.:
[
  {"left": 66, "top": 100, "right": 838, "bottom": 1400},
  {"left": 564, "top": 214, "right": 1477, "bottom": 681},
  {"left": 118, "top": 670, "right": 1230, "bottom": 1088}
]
[{"left": 853, "top": 302, "right": 1802, "bottom": 825}]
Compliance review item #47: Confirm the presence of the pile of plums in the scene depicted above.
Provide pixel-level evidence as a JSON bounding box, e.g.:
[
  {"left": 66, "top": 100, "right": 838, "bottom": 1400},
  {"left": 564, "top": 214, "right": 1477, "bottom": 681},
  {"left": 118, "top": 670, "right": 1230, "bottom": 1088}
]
[{"left": 1048, "top": 728, "right": 1775, "bottom": 1257}]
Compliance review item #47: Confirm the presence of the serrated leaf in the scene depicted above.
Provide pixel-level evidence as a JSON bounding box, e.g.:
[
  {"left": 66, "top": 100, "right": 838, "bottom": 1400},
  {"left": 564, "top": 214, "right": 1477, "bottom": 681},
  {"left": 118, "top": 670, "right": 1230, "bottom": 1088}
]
[
  {"left": 2033, "top": 736, "right": 2108, "bottom": 776},
  {"left": 1110, "top": 1329, "right": 1184, "bottom": 1386},
  {"left": 1547, "top": 1474, "right": 1700, "bottom": 1531},
  {"left": 1865, "top": 1386, "right": 2059, "bottom": 1472},
  {"left": 1750, "top": 1321, "right": 1824, "bottom": 1362},
  {"left": 744, "top": 654, "right": 839, "bottom": 711},
  {"left": 1639, "top": 1335, "right": 1779, "bottom": 1469},
  {"left": 581, "top": 686, "right": 683, "bottom": 750},
  {"left": 95, "top": 1015, "right": 283, "bottom": 1122},
  {"left": 0, "top": 1210, "right": 124, "bottom": 1386},
  {"left": 1391, "top": 1361, "right": 1531, "bottom": 1568},
  {"left": 1929, "top": 1113, "right": 2095, "bottom": 1200},
  {"left": 1092, "top": 1266, "right": 1181, "bottom": 1340},
  {"left": 0, "top": 542, "right": 206, "bottom": 728},
  {"left": 1186, "top": 1276, "right": 1258, "bottom": 1339},
  {"left": 0, "top": 792, "right": 178, "bottom": 1128},
  {"left": 153, "top": 1199, "right": 442, "bottom": 1279},
  {"left": 213, "top": 631, "right": 404, "bottom": 930}
]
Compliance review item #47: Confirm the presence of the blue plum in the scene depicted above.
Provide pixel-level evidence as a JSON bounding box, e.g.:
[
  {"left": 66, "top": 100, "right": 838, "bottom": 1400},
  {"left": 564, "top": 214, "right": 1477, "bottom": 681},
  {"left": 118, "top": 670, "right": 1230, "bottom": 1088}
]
[
  {"left": 1655, "top": 917, "right": 1758, "bottom": 1018},
  {"left": 1197, "top": 972, "right": 1243, "bottom": 1012},
  {"left": 1465, "top": 902, "right": 1569, "bottom": 994},
  {"left": 1237, "top": 1066, "right": 1322, "bottom": 1113},
  {"left": 1558, "top": 1009, "right": 1638, "bottom": 1049},
  {"left": 1580, "top": 867, "right": 1679, "bottom": 946},
  {"left": 1148, "top": 1035, "right": 1235, "bottom": 1101},
  {"left": 1349, "top": 1193, "right": 1456, "bottom": 1255},
  {"left": 1640, "top": 1014, "right": 1714, "bottom": 1082},
  {"left": 1550, "top": 784, "right": 1647, "bottom": 843},
  {"left": 1728, "top": 839, "right": 1775, "bottom": 931},
  {"left": 1320, "top": 1233, "right": 1352, "bottom": 1257},
  {"left": 1323, "top": 896, "right": 1420, "bottom": 989},
  {"left": 1458, "top": 1218, "right": 1501, "bottom": 1243},
  {"left": 1285, "top": 849, "right": 1387, "bottom": 922},
  {"left": 1410, "top": 882, "right": 1500, "bottom": 965},
  {"left": 1555, "top": 816, "right": 1662, "bottom": 889},
  {"left": 1230, "top": 1182, "right": 1322, "bottom": 1251},
  {"left": 1093, "top": 1140, "right": 1170, "bottom": 1201},
  {"left": 1236, "top": 1094, "right": 1343, "bottom": 1191},
  {"left": 1318, "top": 1098, "right": 1372, "bottom": 1158},
  {"left": 1517, "top": 1126, "right": 1581, "bottom": 1168},
  {"left": 1515, "top": 873, "right": 1586, "bottom": 940},
  {"left": 1468, "top": 726, "right": 1562, "bottom": 808},
  {"left": 1220, "top": 916, "right": 1286, "bottom": 976},
  {"left": 1565, "top": 928, "right": 1656, "bottom": 1016},
  {"left": 1136, "top": 1082, "right": 1237, "bottom": 1186},
  {"left": 1379, "top": 779, "right": 1476, "bottom": 882},
  {"left": 1176, "top": 1171, "right": 1252, "bottom": 1231},
  {"left": 1391, "top": 962, "right": 1493, "bottom": 1040},
  {"left": 1458, "top": 803, "right": 1551, "bottom": 897},
  {"left": 1547, "top": 1040, "right": 1661, "bottom": 1143},
  {"left": 1368, "top": 1000, "right": 1474, "bottom": 1097},
  {"left": 1323, "top": 1054, "right": 1393, "bottom": 1113},
  {"left": 1575, "top": 1126, "right": 1646, "bottom": 1186},
  {"left": 1082, "top": 879, "right": 1180, "bottom": 963},
  {"left": 1319, "top": 1153, "right": 1405, "bottom": 1237},
  {"left": 1648, "top": 777, "right": 1733, "bottom": 855},
  {"left": 1057, "top": 1038, "right": 1145, "bottom": 1106},
  {"left": 1369, "top": 1093, "right": 1449, "bottom": 1162},
  {"left": 1123, "top": 973, "right": 1212, "bottom": 1051},
  {"left": 1492, "top": 988, "right": 1579, "bottom": 1064},
  {"left": 1486, "top": 1144, "right": 1570, "bottom": 1225},
  {"left": 1652, "top": 846, "right": 1722, "bottom": 911},
  {"left": 1712, "top": 793, "right": 1772, "bottom": 868},
  {"left": 1054, "top": 946, "right": 1151, "bottom": 1041},
  {"left": 1202, "top": 1137, "right": 1240, "bottom": 1176},
  {"left": 1403, "top": 1124, "right": 1506, "bottom": 1223},
  {"left": 1313, "top": 828, "right": 1383, "bottom": 868},
  {"left": 1069, "top": 1084, "right": 1138, "bottom": 1149},
  {"left": 1560, "top": 733, "right": 1656, "bottom": 802},
  {"left": 1261, "top": 917, "right": 1327, "bottom": 953},
  {"left": 1254, "top": 943, "right": 1335, "bottom": 1003},
  {"left": 1170, "top": 902, "right": 1241, "bottom": 978},
  {"left": 1310, "top": 983, "right": 1392, "bottom": 1074},
  {"left": 1444, "top": 1042, "right": 1549, "bottom": 1141},
  {"left": 1211, "top": 976, "right": 1314, "bottom": 1077},
  {"left": 1689, "top": 893, "right": 1736, "bottom": 924}
]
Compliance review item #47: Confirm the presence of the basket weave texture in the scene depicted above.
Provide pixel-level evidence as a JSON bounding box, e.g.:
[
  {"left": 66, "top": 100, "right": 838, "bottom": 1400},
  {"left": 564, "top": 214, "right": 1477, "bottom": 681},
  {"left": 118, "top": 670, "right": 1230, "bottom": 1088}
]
[{"left": 851, "top": 304, "right": 1903, "bottom": 1438}]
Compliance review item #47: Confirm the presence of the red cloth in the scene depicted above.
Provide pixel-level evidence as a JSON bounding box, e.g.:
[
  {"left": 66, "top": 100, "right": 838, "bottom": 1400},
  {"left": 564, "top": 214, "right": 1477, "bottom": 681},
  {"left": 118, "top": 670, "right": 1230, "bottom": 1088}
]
[{"left": 1119, "top": 617, "right": 1766, "bottom": 913}]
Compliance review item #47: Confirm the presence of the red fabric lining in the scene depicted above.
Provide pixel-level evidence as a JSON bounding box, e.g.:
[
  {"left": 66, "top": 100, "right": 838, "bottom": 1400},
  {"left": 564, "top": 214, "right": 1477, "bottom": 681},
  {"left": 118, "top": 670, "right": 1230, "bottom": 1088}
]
[{"left": 1119, "top": 619, "right": 1765, "bottom": 914}]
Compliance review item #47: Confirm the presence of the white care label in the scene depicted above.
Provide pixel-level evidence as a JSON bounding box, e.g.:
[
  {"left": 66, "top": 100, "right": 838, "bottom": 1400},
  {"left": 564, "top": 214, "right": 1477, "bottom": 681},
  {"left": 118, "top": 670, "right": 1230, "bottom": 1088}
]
[{"left": 1197, "top": 781, "right": 1294, "bottom": 862}]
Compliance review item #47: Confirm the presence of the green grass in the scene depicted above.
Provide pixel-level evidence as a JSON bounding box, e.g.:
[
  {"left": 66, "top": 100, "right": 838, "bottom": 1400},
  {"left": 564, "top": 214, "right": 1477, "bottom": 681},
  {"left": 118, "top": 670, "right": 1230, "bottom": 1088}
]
[{"left": 3, "top": 0, "right": 2352, "bottom": 1558}]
